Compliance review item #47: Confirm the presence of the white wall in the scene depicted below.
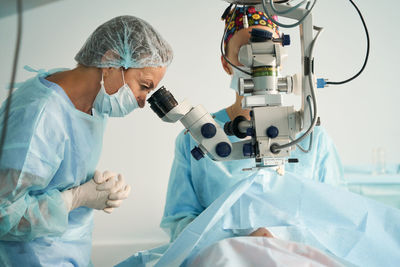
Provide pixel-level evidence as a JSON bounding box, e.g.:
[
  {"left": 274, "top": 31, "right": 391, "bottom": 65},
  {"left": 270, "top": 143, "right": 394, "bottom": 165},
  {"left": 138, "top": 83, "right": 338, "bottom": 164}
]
[{"left": 0, "top": 0, "right": 399, "bottom": 265}]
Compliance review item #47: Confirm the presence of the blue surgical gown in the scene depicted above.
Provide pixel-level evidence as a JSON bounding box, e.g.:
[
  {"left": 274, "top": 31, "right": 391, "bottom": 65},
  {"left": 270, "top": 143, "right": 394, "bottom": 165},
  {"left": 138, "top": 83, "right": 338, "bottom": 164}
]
[
  {"left": 0, "top": 69, "right": 107, "bottom": 266},
  {"left": 161, "top": 109, "right": 344, "bottom": 241}
]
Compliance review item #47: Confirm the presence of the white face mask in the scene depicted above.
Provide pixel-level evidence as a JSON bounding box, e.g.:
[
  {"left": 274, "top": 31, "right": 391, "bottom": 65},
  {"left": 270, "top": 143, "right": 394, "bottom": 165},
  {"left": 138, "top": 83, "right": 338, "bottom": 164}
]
[
  {"left": 230, "top": 66, "right": 252, "bottom": 92},
  {"left": 93, "top": 69, "right": 139, "bottom": 117}
]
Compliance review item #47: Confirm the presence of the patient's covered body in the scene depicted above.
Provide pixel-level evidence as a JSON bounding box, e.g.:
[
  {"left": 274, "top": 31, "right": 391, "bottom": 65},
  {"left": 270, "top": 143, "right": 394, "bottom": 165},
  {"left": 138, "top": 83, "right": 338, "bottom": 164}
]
[
  {"left": 117, "top": 170, "right": 400, "bottom": 267},
  {"left": 190, "top": 237, "right": 344, "bottom": 267}
]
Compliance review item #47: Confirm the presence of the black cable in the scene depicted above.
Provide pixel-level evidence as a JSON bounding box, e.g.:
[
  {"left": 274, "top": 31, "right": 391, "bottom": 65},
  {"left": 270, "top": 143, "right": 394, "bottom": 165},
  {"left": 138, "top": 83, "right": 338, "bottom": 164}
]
[
  {"left": 326, "top": 0, "right": 370, "bottom": 85},
  {"left": 0, "top": 0, "right": 23, "bottom": 164}
]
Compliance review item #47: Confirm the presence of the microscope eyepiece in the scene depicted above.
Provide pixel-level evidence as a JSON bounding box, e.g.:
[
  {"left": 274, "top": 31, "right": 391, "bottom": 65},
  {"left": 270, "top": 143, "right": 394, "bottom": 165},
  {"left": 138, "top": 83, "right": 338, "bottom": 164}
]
[
  {"left": 147, "top": 86, "right": 178, "bottom": 118},
  {"left": 250, "top": 28, "right": 273, "bottom": 42}
]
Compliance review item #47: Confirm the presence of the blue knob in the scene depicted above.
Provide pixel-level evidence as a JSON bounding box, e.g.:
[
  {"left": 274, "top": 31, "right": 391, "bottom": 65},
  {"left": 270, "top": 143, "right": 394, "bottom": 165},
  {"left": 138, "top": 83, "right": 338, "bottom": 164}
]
[
  {"left": 216, "top": 142, "right": 232, "bottom": 158},
  {"left": 246, "top": 128, "right": 254, "bottom": 137},
  {"left": 282, "top": 34, "right": 290, "bottom": 46},
  {"left": 243, "top": 143, "right": 253, "bottom": 157},
  {"left": 201, "top": 123, "right": 217, "bottom": 139},
  {"left": 191, "top": 146, "right": 204, "bottom": 160},
  {"left": 266, "top": 126, "right": 279, "bottom": 138}
]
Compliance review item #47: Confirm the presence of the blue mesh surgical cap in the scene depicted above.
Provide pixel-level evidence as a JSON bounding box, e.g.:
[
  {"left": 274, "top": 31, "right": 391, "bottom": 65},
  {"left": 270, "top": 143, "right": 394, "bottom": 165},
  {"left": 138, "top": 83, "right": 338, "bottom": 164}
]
[{"left": 75, "top": 15, "right": 173, "bottom": 69}]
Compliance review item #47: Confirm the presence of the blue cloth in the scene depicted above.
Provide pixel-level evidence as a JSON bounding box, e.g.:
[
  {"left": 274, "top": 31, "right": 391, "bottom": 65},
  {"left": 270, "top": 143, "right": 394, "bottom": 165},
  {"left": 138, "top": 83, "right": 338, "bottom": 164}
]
[
  {"left": 160, "top": 108, "right": 344, "bottom": 241},
  {"left": 0, "top": 69, "right": 107, "bottom": 266},
  {"left": 117, "top": 170, "right": 400, "bottom": 267}
]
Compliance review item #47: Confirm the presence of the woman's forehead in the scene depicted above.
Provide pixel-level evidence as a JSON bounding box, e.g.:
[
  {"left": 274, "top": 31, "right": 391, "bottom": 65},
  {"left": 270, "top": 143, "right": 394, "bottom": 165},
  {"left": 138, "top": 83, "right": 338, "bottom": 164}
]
[{"left": 127, "top": 66, "right": 165, "bottom": 81}]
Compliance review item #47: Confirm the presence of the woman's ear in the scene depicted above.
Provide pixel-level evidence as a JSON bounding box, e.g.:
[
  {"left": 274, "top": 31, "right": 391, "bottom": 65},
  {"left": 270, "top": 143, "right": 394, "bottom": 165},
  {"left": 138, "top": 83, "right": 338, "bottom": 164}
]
[
  {"left": 101, "top": 67, "right": 111, "bottom": 78},
  {"left": 221, "top": 55, "right": 232, "bottom": 75},
  {"left": 101, "top": 50, "right": 120, "bottom": 66},
  {"left": 101, "top": 50, "right": 121, "bottom": 79}
]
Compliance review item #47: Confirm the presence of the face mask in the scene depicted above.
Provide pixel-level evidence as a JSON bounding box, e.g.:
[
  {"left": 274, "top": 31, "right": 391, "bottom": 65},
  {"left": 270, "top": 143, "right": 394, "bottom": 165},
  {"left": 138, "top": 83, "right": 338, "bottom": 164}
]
[
  {"left": 93, "top": 69, "right": 139, "bottom": 117},
  {"left": 230, "top": 66, "right": 252, "bottom": 92}
]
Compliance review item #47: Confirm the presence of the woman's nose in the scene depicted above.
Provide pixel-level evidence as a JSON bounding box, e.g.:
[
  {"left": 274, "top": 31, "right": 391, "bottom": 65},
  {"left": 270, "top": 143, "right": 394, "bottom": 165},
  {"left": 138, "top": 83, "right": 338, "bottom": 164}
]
[{"left": 138, "top": 96, "right": 147, "bottom": 108}]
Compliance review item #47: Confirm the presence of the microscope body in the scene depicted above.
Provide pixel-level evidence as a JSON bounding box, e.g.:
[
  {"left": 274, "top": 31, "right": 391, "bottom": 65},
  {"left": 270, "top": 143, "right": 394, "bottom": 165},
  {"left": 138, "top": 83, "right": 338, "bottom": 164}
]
[
  {"left": 221, "top": 1, "right": 319, "bottom": 169},
  {"left": 149, "top": 2, "right": 318, "bottom": 171},
  {"left": 227, "top": 28, "right": 303, "bottom": 167},
  {"left": 148, "top": 89, "right": 235, "bottom": 162}
]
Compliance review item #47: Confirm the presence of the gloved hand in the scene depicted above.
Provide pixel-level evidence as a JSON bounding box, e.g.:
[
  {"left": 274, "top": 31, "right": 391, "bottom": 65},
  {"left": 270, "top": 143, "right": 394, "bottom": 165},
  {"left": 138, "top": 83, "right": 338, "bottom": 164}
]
[
  {"left": 94, "top": 171, "right": 131, "bottom": 214},
  {"left": 61, "top": 170, "right": 131, "bottom": 213}
]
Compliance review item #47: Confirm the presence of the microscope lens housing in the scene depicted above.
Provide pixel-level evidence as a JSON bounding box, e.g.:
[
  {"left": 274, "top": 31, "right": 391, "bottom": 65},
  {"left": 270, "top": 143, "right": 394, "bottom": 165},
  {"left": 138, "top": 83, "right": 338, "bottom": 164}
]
[{"left": 147, "top": 86, "right": 178, "bottom": 118}]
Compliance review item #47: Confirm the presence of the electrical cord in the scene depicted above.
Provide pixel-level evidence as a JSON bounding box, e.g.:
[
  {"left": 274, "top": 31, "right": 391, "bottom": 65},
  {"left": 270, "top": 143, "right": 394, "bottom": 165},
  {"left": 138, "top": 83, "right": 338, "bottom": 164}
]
[
  {"left": 294, "top": 96, "right": 313, "bottom": 153},
  {"left": 269, "top": 0, "right": 307, "bottom": 15},
  {"left": 262, "top": 0, "right": 317, "bottom": 28},
  {"left": 0, "top": 0, "right": 23, "bottom": 164},
  {"left": 271, "top": 26, "right": 324, "bottom": 153},
  {"left": 326, "top": 0, "right": 370, "bottom": 85},
  {"left": 274, "top": 0, "right": 291, "bottom": 4}
]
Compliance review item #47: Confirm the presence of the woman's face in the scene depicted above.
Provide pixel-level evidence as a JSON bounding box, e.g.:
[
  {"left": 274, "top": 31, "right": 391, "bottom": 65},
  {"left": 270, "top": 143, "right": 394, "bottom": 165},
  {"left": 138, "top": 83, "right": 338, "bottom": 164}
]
[{"left": 102, "top": 66, "right": 167, "bottom": 108}]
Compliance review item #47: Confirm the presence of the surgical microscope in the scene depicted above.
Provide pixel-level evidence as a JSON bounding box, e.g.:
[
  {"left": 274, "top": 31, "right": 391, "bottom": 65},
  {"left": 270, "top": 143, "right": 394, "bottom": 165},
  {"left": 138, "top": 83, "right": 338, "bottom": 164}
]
[{"left": 148, "top": 0, "right": 369, "bottom": 174}]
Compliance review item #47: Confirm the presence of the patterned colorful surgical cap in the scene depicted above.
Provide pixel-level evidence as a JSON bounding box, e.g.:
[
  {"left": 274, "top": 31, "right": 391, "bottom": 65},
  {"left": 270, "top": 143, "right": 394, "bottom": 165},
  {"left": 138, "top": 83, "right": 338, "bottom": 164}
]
[{"left": 222, "top": 5, "right": 280, "bottom": 49}]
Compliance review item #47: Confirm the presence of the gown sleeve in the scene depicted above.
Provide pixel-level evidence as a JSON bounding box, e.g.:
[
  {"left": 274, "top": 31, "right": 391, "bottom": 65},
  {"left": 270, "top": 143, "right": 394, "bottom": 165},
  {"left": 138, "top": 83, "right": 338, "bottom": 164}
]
[
  {"left": 312, "top": 127, "right": 344, "bottom": 186},
  {"left": 0, "top": 100, "right": 69, "bottom": 241}
]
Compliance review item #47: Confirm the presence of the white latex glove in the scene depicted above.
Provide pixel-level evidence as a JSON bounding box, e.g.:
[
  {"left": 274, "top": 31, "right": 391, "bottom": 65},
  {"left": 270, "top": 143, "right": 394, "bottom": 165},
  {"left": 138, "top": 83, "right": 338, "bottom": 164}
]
[
  {"left": 94, "top": 170, "right": 117, "bottom": 184},
  {"left": 61, "top": 173, "right": 110, "bottom": 212},
  {"left": 95, "top": 172, "right": 131, "bottom": 214}
]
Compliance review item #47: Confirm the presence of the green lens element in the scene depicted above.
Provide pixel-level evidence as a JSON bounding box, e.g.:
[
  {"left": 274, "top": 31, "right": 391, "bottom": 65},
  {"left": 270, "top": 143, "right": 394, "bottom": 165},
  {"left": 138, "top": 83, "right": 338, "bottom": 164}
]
[{"left": 252, "top": 66, "right": 278, "bottom": 77}]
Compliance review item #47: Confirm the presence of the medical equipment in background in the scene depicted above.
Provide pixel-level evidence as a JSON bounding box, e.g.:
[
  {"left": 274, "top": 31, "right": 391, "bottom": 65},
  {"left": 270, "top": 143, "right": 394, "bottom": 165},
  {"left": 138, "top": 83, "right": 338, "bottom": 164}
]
[
  {"left": 150, "top": 0, "right": 370, "bottom": 172},
  {"left": 0, "top": 0, "right": 22, "bottom": 165},
  {"left": 0, "top": 0, "right": 63, "bottom": 19}
]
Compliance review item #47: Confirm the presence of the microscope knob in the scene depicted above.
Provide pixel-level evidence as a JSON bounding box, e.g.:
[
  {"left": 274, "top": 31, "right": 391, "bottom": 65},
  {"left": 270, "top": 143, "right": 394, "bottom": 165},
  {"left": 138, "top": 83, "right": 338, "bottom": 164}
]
[
  {"left": 216, "top": 142, "right": 232, "bottom": 158},
  {"left": 201, "top": 123, "right": 217, "bottom": 139},
  {"left": 266, "top": 126, "right": 279, "bottom": 138},
  {"left": 191, "top": 146, "right": 204, "bottom": 161},
  {"left": 282, "top": 34, "right": 291, "bottom": 46},
  {"left": 246, "top": 128, "right": 254, "bottom": 137},
  {"left": 243, "top": 143, "right": 253, "bottom": 157}
]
